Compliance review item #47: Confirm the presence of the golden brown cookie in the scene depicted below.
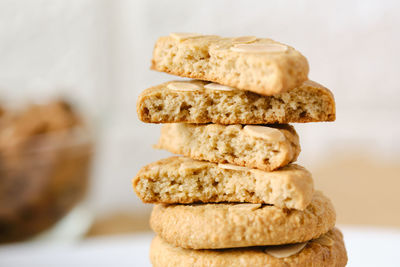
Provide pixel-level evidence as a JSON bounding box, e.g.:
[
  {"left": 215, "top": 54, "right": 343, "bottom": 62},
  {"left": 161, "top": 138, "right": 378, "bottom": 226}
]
[
  {"left": 150, "top": 191, "right": 335, "bottom": 249},
  {"left": 151, "top": 34, "right": 309, "bottom": 96},
  {"left": 156, "top": 123, "right": 300, "bottom": 171},
  {"left": 137, "top": 80, "right": 335, "bottom": 124},
  {"left": 133, "top": 157, "right": 313, "bottom": 210},
  {"left": 150, "top": 228, "right": 347, "bottom": 267}
]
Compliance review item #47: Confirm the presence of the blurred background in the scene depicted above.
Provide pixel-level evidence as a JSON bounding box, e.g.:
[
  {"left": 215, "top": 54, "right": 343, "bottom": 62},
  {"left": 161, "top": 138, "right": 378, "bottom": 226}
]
[{"left": 0, "top": 0, "right": 400, "bottom": 265}]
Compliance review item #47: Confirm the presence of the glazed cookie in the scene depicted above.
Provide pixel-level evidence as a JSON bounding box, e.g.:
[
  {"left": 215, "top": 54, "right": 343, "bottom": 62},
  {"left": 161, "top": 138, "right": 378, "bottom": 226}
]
[
  {"left": 150, "top": 228, "right": 347, "bottom": 267},
  {"left": 133, "top": 157, "right": 313, "bottom": 210},
  {"left": 150, "top": 191, "right": 335, "bottom": 249},
  {"left": 155, "top": 123, "right": 300, "bottom": 171},
  {"left": 151, "top": 34, "right": 309, "bottom": 96},
  {"left": 137, "top": 80, "right": 335, "bottom": 124}
]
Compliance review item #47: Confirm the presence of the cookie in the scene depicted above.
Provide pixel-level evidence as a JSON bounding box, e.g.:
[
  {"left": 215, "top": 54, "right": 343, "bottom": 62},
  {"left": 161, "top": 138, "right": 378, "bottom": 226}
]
[
  {"left": 151, "top": 33, "right": 309, "bottom": 96},
  {"left": 150, "top": 191, "right": 335, "bottom": 249},
  {"left": 155, "top": 123, "right": 300, "bottom": 171},
  {"left": 150, "top": 228, "right": 347, "bottom": 267},
  {"left": 137, "top": 80, "right": 335, "bottom": 124},
  {"left": 133, "top": 157, "right": 313, "bottom": 210}
]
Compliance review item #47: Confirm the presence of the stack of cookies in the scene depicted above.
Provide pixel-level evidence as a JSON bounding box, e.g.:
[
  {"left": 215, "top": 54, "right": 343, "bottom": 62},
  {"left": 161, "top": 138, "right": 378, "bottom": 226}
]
[{"left": 133, "top": 33, "right": 348, "bottom": 266}]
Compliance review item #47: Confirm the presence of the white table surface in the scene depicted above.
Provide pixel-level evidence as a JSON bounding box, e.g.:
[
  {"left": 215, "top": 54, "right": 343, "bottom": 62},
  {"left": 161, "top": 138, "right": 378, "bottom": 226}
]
[{"left": 0, "top": 226, "right": 399, "bottom": 267}]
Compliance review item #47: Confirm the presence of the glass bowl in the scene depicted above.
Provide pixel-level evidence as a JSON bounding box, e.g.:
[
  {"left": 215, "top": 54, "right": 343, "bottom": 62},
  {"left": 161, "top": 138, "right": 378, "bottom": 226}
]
[{"left": 0, "top": 101, "right": 94, "bottom": 243}]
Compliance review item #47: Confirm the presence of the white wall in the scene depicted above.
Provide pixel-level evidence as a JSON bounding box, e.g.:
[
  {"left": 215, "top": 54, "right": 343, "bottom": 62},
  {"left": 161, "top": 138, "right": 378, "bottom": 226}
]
[{"left": 1, "top": 0, "right": 399, "bottom": 214}]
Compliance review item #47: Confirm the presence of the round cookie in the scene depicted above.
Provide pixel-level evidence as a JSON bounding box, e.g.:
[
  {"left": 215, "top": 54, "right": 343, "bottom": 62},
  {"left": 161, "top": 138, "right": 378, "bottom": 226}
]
[
  {"left": 150, "top": 191, "right": 335, "bottom": 249},
  {"left": 150, "top": 228, "right": 347, "bottom": 267}
]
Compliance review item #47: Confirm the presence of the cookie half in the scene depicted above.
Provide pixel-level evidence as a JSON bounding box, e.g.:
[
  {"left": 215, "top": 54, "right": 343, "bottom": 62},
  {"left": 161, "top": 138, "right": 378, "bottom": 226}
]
[
  {"left": 150, "top": 228, "right": 347, "bottom": 267},
  {"left": 137, "top": 80, "right": 335, "bottom": 124},
  {"left": 156, "top": 123, "right": 300, "bottom": 171},
  {"left": 133, "top": 157, "right": 313, "bottom": 210},
  {"left": 151, "top": 34, "right": 309, "bottom": 96},
  {"left": 150, "top": 191, "right": 335, "bottom": 249}
]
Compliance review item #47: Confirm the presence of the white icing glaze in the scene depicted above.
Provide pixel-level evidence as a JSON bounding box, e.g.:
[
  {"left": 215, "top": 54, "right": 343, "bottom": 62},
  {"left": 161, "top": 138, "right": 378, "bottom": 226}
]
[
  {"left": 264, "top": 242, "right": 308, "bottom": 258},
  {"left": 167, "top": 82, "right": 202, "bottom": 92},
  {"left": 204, "top": 83, "right": 236, "bottom": 91},
  {"left": 243, "top": 125, "right": 285, "bottom": 142},
  {"left": 231, "top": 43, "right": 288, "bottom": 53}
]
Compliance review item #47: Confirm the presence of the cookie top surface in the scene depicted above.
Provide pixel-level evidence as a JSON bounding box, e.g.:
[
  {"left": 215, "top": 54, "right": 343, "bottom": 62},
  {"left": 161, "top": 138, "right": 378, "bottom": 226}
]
[
  {"left": 150, "top": 228, "right": 347, "bottom": 267},
  {"left": 150, "top": 191, "right": 336, "bottom": 249},
  {"left": 151, "top": 34, "right": 309, "bottom": 96}
]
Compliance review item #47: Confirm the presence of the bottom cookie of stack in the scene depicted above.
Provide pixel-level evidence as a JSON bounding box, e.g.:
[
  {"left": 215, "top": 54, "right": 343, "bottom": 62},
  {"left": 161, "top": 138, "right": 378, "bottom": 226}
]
[
  {"left": 150, "top": 228, "right": 347, "bottom": 267},
  {"left": 148, "top": 191, "right": 347, "bottom": 266}
]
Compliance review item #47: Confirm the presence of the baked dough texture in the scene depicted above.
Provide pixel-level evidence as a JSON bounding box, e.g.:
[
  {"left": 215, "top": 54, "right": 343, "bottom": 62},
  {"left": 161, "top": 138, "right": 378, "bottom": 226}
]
[
  {"left": 137, "top": 80, "right": 335, "bottom": 124},
  {"left": 156, "top": 123, "right": 300, "bottom": 171},
  {"left": 150, "top": 228, "right": 347, "bottom": 267},
  {"left": 151, "top": 34, "right": 309, "bottom": 96},
  {"left": 150, "top": 191, "right": 336, "bottom": 249},
  {"left": 133, "top": 157, "right": 314, "bottom": 210}
]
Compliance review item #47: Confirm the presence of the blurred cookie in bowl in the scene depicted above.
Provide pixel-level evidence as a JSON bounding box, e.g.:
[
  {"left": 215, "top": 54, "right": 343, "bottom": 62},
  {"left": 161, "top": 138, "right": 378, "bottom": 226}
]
[{"left": 0, "top": 100, "right": 93, "bottom": 243}]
